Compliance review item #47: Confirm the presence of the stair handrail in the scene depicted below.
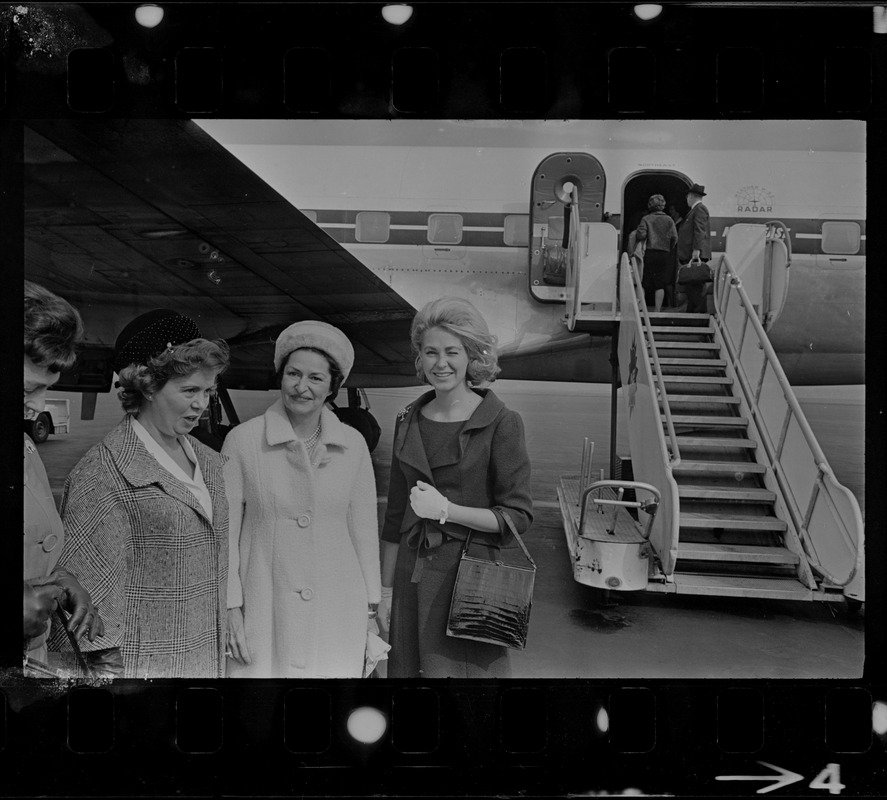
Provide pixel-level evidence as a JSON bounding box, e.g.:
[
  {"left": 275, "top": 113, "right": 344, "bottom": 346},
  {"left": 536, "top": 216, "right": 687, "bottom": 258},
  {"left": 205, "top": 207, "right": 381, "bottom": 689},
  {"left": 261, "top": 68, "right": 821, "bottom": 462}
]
[
  {"left": 567, "top": 186, "right": 584, "bottom": 329},
  {"left": 712, "top": 254, "right": 864, "bottom": 589},
  {"left": 765, "top": 220, "right": 792, "bottom": 266},
  {"left": 618, "top": 252, "right": 682, "bottom": 576},
  {"left": 624, "top": 252, "right": 681, "bottom": 465}
]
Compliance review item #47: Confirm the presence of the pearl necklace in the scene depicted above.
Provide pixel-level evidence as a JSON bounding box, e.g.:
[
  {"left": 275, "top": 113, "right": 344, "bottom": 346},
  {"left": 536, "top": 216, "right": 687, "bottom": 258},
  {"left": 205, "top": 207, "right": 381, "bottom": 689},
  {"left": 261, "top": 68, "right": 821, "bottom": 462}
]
[{"left": 303, "top": 420, "right": 322, "bottom": 450}]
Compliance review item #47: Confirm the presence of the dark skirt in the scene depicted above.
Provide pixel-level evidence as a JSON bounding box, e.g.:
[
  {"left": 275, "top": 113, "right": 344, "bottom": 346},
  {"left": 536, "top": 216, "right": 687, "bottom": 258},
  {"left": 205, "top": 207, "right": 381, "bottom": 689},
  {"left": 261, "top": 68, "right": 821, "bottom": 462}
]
[
  {"left": 642, "top": 249, "right": 671, "bottom": 291},
  {"left": 388, "top": 537, "right": 512, "bottom": 678}
]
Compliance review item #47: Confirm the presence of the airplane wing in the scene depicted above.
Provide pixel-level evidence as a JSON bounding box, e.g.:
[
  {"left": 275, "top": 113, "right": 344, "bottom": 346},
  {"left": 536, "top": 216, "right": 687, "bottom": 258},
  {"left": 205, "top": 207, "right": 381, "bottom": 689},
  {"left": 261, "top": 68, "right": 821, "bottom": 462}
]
[{"left": 24, "top": 118, "right": 417, "bottom": 391}]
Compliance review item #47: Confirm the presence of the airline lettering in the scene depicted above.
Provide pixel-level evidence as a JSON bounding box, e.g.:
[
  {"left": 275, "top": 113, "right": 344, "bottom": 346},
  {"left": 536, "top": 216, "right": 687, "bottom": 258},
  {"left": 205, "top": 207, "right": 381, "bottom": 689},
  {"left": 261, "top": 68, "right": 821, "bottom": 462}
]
[{"left": 735, "top": 185, "right": 775, "bottom": 214}]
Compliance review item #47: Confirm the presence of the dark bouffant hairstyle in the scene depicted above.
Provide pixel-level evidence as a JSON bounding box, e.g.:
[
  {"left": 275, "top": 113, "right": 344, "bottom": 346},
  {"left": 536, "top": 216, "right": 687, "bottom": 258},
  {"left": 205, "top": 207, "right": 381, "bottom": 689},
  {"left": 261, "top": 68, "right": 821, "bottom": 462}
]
[
  {"left": 275, "top": 347, "right": 345, "bottom": 400},
  {"left": 24, "top": 280, "right": 84, "bottom": 372},
  {"left": 410, "top": 296, "right": 500, "bottom": 385},
  {"left": 117, "top": 338, "right": 230, "bottom": 414}
]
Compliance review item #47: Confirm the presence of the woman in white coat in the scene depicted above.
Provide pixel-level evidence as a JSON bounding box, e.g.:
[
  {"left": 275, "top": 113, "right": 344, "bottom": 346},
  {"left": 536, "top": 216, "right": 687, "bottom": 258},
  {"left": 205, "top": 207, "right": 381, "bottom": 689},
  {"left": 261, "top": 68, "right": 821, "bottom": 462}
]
[{"left": 222, "top": 321, "right": 382, "bottom": 678}]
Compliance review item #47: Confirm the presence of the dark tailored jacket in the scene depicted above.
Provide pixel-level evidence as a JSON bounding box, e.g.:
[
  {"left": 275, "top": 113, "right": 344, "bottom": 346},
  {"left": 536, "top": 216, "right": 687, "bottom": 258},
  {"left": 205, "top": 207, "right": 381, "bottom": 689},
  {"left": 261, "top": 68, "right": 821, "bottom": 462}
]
[
  {"left": 380, "top": 389, "right": 533, "bottom": 548},
  {"left": 676, "top": 201, "right": 712, "bottom": 263},
  {"left": 636, "top": 210, "right": 678, "bottom": 252}
]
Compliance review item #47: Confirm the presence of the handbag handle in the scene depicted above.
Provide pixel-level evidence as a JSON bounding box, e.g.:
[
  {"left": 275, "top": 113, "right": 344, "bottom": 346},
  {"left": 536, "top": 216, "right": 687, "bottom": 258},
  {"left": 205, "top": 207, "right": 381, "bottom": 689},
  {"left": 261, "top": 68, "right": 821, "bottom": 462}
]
[
  {"left": 55, "top": 608, "right": 97, "bottom": 679},
  {"left": 465, "top": 510, "right": 536, "bottom": 569}
]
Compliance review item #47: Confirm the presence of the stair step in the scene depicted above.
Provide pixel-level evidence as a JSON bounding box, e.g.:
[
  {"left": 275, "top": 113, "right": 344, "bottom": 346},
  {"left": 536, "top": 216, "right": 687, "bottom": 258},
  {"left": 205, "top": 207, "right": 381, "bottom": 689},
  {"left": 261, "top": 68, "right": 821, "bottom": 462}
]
[
  {"left": 676, "top": 436, "right": 757, "bottom": 449},
  {"left": 680, "top": 513, "right": 787, "bottom": 532},
  {"left": 662, "top": 375, "right": 732, "bottom": 385},
  {"left": 663, "top": 395, "right": 740, "bottom": 405},
  {"left": 677, "top": 542, "right": 799, "bottom": 565},
  {"left": 678, "top": 485, "right": 777, "bottom": 502},
  {"left": 651, "top": 341, "right": 720, "bottom": 350},
  {"left": 649, "top": 326, "right": 714, "bottom": 335},
  {"left": 666, "top": 414, "right": 747, "bottom": 427},
  {"left": 673, "top": 460, "right": 767, "bottom": 475},
  {"left": 646, "top": 312, "right": 711, "bottom": 322},
  {"left": 647, "top": 573, "right": 812, "bottom": 600},
  {"left": 659, "top": 357, "right": 726, "bottom": 367}
]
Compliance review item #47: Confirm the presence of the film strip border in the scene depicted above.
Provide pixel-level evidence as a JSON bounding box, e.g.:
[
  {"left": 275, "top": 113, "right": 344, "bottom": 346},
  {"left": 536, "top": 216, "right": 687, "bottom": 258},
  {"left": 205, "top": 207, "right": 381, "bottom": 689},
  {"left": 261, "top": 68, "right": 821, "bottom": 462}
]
[
  {"left": 3, "top": 3, "right": 885, "bottom": 796},
  {"left": 0, "top": 3, "right": 884, "bottom": 117},
  {"left": 1, "top": 682, "right": 883, "bottom": 795}
]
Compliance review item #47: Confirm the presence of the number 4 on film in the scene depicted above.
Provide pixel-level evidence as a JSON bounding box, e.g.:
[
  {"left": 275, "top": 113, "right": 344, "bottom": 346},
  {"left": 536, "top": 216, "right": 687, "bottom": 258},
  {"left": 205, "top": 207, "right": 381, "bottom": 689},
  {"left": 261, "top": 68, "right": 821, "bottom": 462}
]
[
  {"left": 808, "top": 764, "right": 845, "bottom": 796},
  {"left": 717, "top": 761, "right": 845, "bottom": 795}
]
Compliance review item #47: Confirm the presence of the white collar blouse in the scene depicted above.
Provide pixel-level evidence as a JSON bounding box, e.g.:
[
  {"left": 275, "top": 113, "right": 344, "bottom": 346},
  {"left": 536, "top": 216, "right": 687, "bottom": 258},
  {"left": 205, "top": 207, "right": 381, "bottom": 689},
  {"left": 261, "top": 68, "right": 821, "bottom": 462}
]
[{"left": 130, "top": 416, "right": 214, "bottom": 522}]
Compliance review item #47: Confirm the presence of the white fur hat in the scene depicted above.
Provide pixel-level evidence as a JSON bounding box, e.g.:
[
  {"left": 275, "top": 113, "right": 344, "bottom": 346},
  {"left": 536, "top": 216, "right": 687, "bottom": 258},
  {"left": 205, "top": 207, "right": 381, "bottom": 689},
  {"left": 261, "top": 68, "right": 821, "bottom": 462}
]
[{"left": 273, "top": 320, "right": 355, "bottom": 380}]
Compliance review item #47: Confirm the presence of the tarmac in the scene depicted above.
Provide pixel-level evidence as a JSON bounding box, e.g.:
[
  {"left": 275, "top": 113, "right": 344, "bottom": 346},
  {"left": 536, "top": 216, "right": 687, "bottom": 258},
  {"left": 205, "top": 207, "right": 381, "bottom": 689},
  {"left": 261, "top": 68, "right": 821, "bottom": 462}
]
[{"left": 36, "top": 380, "right": 865, "bottom": 679}]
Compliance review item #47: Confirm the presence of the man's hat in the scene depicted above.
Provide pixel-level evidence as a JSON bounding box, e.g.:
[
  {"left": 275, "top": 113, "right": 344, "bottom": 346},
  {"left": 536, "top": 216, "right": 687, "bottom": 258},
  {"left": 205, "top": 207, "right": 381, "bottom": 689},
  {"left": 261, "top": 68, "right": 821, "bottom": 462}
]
[{"left": 688, "top": 183, "right": 707, "bottom": 196}]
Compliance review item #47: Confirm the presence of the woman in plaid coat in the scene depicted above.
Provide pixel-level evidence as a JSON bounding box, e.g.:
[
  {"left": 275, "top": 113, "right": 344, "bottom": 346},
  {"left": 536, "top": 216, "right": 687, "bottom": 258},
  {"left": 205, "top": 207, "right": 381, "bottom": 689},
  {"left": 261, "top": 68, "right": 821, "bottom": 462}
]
[{"left": 49, "top": 311, "right": 230, "bottom": 678}]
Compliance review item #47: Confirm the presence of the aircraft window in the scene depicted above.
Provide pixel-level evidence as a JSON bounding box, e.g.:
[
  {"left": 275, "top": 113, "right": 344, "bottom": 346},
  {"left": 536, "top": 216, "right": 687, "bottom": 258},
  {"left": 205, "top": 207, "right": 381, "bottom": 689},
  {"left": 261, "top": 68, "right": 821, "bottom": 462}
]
[
  {"left": 355, "top": 211, "right": 391, "bottom": 243},
  {"left": 503, "top": 215, "right": 530, "bottom": 247},
  {"left": 301, "top": 210, "right": 317, "bottom": 223},
  {"left": 427, "top": 213, "right": 463, "bottom": 245},
  {"left": 821, "top": 221, "right": 860, "bottom": 255}
]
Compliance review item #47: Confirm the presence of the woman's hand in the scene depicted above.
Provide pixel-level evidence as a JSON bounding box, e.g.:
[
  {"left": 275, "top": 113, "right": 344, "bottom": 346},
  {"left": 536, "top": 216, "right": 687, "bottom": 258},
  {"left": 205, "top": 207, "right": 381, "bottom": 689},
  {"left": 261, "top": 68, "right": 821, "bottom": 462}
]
[
  {"left": 410, "top": 481, "right": 448, "bottom": 521},
  {"left": 50, "top": 569, "right": 105, "bottom": 642},
  {"left": 23, "top": 581, "right": 63, "bottom": 639},
  {"left": 226, "top": 607, "right": 251, "bottom": 665}
]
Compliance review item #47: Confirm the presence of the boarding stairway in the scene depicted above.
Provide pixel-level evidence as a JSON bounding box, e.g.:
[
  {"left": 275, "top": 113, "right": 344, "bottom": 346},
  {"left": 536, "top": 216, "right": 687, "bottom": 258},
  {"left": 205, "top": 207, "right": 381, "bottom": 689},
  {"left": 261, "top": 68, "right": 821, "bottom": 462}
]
[
  {"left": 641, "top": 307, "right": 810, "bottom": 598},
  {"left": 556, "top": 209, "right": 864, "bottom": 604},
  {"left": 611, "top": 239, "right": 864, "bottom": 604}
]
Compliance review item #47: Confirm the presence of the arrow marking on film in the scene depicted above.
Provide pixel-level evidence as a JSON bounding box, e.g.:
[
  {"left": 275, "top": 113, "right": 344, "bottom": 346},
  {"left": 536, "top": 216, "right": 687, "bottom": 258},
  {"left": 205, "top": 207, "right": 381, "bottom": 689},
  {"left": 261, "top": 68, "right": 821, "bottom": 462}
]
[{"left": 716, "top": 761, "right": 804, "bottom": 794}]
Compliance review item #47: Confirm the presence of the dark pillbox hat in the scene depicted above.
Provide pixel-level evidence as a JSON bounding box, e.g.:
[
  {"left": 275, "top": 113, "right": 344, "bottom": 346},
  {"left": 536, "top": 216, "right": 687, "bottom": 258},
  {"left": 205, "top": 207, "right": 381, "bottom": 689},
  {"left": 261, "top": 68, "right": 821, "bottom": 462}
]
[{"left": 113, "top": 309, "right": 202, "bottom": 375}]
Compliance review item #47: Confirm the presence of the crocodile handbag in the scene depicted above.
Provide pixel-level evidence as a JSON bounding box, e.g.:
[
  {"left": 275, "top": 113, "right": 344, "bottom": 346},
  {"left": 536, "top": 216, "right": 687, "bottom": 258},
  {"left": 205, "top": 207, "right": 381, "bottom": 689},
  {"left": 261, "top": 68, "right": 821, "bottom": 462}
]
[{"left": 446, "top": 512, "right": 536, "bottom": 650}]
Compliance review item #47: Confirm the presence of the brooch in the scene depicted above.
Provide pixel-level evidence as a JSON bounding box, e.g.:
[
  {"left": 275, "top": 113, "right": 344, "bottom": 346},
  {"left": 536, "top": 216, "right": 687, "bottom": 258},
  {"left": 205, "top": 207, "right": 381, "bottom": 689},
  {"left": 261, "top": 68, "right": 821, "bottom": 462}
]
[{"left": 397, "top": 404, "right": 412, "bottom": 422}]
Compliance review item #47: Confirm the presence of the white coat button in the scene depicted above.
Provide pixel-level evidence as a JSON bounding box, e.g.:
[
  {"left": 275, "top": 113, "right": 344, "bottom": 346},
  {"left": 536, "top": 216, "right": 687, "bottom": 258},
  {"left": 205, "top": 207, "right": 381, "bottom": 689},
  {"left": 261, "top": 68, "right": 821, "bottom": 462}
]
[
  {"left": 301, "top": 588, "right": 314, "bottom": 600},
  {"left": 41, "top": 534, "right": 60, "bottom": 552},
  {"left": 297, "top": 514, "right": 311, "bottom": 527}
]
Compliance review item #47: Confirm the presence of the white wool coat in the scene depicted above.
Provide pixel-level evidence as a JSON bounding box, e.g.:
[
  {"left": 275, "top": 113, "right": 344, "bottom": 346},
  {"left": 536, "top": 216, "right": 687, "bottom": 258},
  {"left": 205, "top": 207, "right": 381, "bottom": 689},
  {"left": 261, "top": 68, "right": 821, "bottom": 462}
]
[{"left": 222, "top": 399, "right": 381, "bottom": 678}]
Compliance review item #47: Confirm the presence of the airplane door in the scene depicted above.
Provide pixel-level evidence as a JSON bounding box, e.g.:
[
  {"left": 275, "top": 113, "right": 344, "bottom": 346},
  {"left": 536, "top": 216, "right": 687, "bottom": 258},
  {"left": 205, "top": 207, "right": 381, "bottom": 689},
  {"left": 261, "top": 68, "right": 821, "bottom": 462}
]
[
  {"left": 529, "top": 153, "right": 606, "bottom": 303},
  {"left": 724, "top": 222, "right": 790, "bottom": 331}
]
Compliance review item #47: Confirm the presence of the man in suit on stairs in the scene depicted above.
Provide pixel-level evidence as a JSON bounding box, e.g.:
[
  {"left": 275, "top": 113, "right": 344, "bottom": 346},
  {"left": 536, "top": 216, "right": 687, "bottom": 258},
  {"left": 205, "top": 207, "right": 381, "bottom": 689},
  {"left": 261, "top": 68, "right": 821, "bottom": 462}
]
[{"left": 675, "top": 183, "right": 713, "bottom": 313}]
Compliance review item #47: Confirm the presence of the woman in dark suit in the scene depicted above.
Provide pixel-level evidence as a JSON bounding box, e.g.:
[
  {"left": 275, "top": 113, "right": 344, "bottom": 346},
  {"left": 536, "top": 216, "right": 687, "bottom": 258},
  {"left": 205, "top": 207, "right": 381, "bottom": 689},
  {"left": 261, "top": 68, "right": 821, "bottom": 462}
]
[
  {"left": 636, "top": 193, "right": 678, "bottom": 312},
  {"left": 379, "top": 297, "right": 533, "bottom": 678},
  {"left": 50, "top": 310, "right": 231, "bottom": 678}
]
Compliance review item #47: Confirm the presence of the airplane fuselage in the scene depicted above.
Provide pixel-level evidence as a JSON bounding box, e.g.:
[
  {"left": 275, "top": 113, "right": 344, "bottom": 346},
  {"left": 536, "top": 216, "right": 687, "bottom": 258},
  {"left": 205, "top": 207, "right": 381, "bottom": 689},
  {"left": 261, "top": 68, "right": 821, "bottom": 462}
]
[{"left": 203, "top": 120, "right": 864, "bottom": 385}]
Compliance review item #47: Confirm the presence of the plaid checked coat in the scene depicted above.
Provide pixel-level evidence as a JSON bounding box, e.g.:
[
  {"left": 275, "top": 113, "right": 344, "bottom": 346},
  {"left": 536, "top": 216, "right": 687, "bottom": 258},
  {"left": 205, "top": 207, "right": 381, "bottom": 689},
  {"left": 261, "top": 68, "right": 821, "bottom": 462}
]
[{"left": 49, "top": 416, "right": 228, "bottom": 678}]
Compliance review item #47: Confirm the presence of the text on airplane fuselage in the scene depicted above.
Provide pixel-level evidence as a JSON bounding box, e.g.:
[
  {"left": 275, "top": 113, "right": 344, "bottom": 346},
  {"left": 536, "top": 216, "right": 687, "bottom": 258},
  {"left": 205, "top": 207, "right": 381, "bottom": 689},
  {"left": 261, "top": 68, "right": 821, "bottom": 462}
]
[{"left": 738, "top": 206, "right": 773, "bottom": 213}]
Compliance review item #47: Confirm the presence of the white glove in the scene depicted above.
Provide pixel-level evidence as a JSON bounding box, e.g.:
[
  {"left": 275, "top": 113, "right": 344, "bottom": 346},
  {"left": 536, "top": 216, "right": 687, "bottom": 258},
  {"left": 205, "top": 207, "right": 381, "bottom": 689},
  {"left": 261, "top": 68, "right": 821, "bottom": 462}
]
[
  {"left": 410, "top": 480, "right": 449, "bottom": 522},
  {"left": 378, "top": 586, "right": 393, "bottom": 634}
]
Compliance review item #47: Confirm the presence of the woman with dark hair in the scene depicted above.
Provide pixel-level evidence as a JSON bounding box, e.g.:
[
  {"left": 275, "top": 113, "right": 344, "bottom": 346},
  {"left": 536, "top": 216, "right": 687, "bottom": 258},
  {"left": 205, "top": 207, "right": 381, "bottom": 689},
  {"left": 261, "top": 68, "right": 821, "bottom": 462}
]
[
  {"left": 379, "top": 297, "right": 534, "bottom": 678},
  {"left": 222, "top": 321, "right": 382, "bottom": 678},
  {"left": 49, "top": 310, "right": 231, "bottom": 678},
  {"left": 23, "top": 281, "right": 103, "bottom": 674},
  {"left": 636, "top": 193, "right": 678, "bottom": 313}
]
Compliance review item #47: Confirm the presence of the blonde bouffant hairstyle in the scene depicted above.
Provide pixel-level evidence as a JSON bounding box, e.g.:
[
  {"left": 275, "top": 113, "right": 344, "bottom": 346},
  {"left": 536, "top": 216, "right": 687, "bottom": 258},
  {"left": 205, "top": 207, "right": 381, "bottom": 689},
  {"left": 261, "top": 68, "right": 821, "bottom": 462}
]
[{"left": 410, "top": 296, "right": 500, "bottom": 386}]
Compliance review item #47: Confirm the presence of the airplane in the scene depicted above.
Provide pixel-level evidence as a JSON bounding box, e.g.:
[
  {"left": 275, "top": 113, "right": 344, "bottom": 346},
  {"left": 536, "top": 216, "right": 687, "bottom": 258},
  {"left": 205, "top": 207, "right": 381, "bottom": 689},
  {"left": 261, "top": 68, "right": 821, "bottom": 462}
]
[{"left": 23, "top": 118, "right": 865, "bottom": 446}]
